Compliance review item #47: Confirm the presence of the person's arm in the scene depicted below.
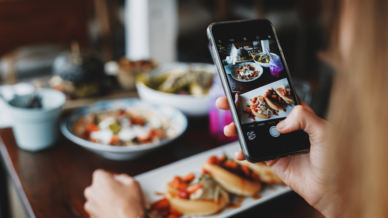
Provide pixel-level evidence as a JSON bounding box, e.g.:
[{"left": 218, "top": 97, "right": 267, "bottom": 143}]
[
  {"left": 84, "top": 169, "right": 146, "bottom": 218},
  {"left": 216, "top": 96, "right": 340, "bottom": 218}
]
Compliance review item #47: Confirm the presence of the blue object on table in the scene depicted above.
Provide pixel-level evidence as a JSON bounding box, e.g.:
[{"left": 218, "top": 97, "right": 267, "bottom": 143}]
[{"left": 7, "top": 88, "right": 66, "bottom": 151}]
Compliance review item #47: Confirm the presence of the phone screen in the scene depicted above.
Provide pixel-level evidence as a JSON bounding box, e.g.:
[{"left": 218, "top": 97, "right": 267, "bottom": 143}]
[{"left": 210, "top": 20, "right": 310, "bottom": 161}]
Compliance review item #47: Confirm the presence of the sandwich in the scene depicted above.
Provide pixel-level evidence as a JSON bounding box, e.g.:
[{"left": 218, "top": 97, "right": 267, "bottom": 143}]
[
  {"left": 202, "top": 155, "right": 262, "bottom": 196},
  {"left": 164, "top": 173, "right": 229, "bottom": 216},
  {"left": 275, "top": 84, "right": 294, "bottom": 105},
  {"left": 250, "top": 96, "right": 273, "bottom": 119},
  {"left": 264, "top": 88, "right": 287, "bottom": 110},
  {"left": 237, "top": 160, "right": 283, "bottom": 184}
]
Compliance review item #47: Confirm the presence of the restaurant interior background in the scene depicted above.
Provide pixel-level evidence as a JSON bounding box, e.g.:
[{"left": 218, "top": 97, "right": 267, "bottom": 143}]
[{"left": 0, "top": 0, "right": 331, "bottom": 217}]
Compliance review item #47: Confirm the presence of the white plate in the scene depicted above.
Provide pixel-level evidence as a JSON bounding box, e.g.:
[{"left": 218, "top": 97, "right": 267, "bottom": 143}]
[{"left": 135, "top": 142, "right": 291, "bottom": 218}]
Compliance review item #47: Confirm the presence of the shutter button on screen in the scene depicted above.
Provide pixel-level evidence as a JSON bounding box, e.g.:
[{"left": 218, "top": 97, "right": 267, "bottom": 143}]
[{"left": 269, "top": 126, "right": 280, "bottom": 137}]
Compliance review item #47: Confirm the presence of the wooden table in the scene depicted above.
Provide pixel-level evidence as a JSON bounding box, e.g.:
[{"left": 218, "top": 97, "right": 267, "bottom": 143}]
[{"left": 0, "top": 118, "right": 321, "bottom": 218}]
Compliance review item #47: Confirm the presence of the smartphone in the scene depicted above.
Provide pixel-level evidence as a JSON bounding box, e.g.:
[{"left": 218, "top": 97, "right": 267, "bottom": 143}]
[{"left": 207, "top": 19, "right": 310, "bottom": 162}]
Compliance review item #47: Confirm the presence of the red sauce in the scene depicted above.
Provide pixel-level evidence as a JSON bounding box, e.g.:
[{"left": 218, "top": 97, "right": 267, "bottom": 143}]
[{"left": 252, "top": 194, "right": 261, "bottom": 200}]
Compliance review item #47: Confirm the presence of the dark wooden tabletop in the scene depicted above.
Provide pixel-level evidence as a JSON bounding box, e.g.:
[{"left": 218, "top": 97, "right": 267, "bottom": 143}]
[{"left": 0, "top": 117, "right": 321, "bottom": 218}]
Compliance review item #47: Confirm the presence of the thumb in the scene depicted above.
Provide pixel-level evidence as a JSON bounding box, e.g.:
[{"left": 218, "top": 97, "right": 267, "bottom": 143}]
[
  {"left": 113, "top": 174, "right": 137, "bottom": 186},
  {"left": 276, "top": 105, "right": 326, "bottom": 136}
]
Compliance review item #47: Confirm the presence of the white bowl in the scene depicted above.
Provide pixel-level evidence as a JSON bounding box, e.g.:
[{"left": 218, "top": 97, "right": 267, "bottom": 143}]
[
  {"left": 252, "top": 53, "right": 279, "bottom": 67},
  {"left": 136, "top": 62, "right": 217, "bottom": 117},
  {"left": 61, "top": 98, "right": 188, "bottom": 160}
]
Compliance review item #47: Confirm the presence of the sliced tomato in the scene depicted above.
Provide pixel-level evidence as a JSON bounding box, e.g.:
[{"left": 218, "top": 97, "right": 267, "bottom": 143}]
[
  {"left": 218, "top": 155, "right": 226, "bottom": 163},
  {"left": 168, "top": 176, "right": 181, "bottom": 188},
  {"left": 208, "top": 155, "right": 218, "bottom": 164},
  {"left": 131, "top": 117, "right": 145, "bottom": 126},
  {"left": 181, "top": 173, "right": 195, "bottom": 182},
  {"left": 202, "top": 168, "right": 208, "bottom": 175},
  {"left": 257, "top": 107, "right": 262, "bottom": 111},
  {"left": 224, "top": 160, "right": 238, "bottom": 169},
  {"left": 241, "top": 165, "right": 250, "bottom": 176},
  {"left": 187, "top": 183, "right": 202, "bottom": 194},
  {"left": 86, "top": 123, "right": 100, "bottom": 133},
  {"left": 253, "top": 97, "right": 257, "bottom": 102},
  {"left": 150, "top": 198, "right": 170, "bottom": 210},
  {"left": 178, "top": 182, "right": 188, "bottom": 191},
  {"left": 109, "top": 134, "right": 120, "bottom": 145},
  {"left": 178, "top": 190, "right": 190, "bottom": 199},
  {"left": 150, "top": 129, "right": 165, "bottom": 139}
]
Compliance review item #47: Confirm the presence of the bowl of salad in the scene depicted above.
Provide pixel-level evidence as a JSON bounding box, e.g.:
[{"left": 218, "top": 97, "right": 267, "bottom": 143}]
[
  {"left": 136, "top": 62, "right": 216, "bottom": 117},
  {"left": 61, "top": 99, "right": 187, "bottom": 160},
  {"left": 229, "top": 63, "right": 263, "bottom": 82}
]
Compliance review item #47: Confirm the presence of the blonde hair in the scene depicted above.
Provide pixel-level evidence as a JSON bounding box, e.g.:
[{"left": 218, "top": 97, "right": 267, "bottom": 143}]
[{"left": 324, "top": 0, "right": 388, "bottom": 217}]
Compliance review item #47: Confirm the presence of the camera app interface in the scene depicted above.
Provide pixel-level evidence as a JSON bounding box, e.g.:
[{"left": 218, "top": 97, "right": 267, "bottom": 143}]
[{"left": 216, "top": 37, "right": 298, "bottom": 144}]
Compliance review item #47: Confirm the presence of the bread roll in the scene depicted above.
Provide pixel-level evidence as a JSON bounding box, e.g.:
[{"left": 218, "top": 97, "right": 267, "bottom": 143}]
[
  {"left": 265, "top": 97, "right": 286, "bottom": 110},
  {"left": 275, "top": 88, "right": 294, "bottom": 105},
  {"left": 238, "top": 160, "right": 283, "bottom": 184},
  {"left": 202, "top": 162, "right": 261, "bottom": 196},
  {"left": 164, "top": 185, "right": 229, "bottom": 216}
]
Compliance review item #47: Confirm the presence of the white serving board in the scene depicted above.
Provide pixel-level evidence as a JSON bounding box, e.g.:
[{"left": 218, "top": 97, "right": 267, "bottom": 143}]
[
  {"left": 135, "top": 142, "right": 291, "bottom": 218},
  {"left": 240, "top": 78, "right": 295, "bottom": 124}
]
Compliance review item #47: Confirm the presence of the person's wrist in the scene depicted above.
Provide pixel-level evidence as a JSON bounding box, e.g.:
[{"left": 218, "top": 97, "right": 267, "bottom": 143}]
[
  {"left": 117, "top": 206, "right": 145, "bottom": 218},
  {"left": 312, "top": 190, "right": 341, "bottom": 218}
]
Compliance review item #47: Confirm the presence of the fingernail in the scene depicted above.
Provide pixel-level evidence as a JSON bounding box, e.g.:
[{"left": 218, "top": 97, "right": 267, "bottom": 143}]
[{"left": 277, "top": 120, "right": 287, "bottom": 130}]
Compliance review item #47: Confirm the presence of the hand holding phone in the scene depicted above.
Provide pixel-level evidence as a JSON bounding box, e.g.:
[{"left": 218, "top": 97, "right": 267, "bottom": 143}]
[{"left": 207, "top": 19, "right": 310, "bottom": 162}]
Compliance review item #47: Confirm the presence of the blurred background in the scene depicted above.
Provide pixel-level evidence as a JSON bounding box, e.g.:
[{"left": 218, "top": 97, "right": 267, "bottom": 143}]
[
  {"left": 0, "top": 0, "right": 332, "bottom": 117},
  {"left": 0, "top": 0, "right": 333, "bottom": 217}
]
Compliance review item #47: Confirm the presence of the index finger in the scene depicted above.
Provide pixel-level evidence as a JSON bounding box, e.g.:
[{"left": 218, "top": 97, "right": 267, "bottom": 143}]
[{"left": 216, "top": 97, "right": 230, "bottom": 111}]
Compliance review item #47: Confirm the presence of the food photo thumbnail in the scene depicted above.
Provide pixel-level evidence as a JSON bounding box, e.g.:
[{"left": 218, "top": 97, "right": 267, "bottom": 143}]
[
  {"left": 238, "top": 78, "right": 295, "bottom": 124},
  {"left": 217, "top": 39, "right": 284, "bottom": 81}
]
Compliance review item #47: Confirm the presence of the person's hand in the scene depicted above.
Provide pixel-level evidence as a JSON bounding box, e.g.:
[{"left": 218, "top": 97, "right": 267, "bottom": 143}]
[
  {"left": 84, "top": 169, "right": 145, "bottom": 218},
  {"left": 216, "top": 97, "right": 338, "bottom": 217}
]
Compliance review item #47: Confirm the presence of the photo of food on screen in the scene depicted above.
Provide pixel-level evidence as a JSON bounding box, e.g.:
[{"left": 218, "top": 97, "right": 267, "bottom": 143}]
[{"left": 217, "top": 39, "right": 297, "bottom": 124}]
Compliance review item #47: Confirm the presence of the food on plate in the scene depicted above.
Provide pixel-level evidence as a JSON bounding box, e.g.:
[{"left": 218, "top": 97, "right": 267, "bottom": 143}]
[
  {"left": 264, "top": 88, "right": 287, "bottom": 111},
  {"left": 234, "top": 64, "right": 260, "bottom": 81},
  {"left": 202, "top": 155, "right": 262, "bottom": 196},
  {"left": 73, "top": 108, "right": 175, "bottom": 146},
  {"left": 247, "top": 131, "right": 256, "bottom": 140},
  {"left": 249, "top": 95, "right": 274, "bottom": 119},
  {"left": 161, "top": 173, "right": 229, "bottom": 216},
  {"left": 117, "top": 58, "right": 158, "bottom": 90},
  {"left": 138, "top": 69, "right": 214, "bottom": 96},
  {"left": 275, "top": 84, "right": 295, "bottom": 105},
  {"left": 253, "top": 53, "right": 270, "bottom": 64},
  {"left": 237, "top": 160, "right": 283, "bottom": 184}
]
